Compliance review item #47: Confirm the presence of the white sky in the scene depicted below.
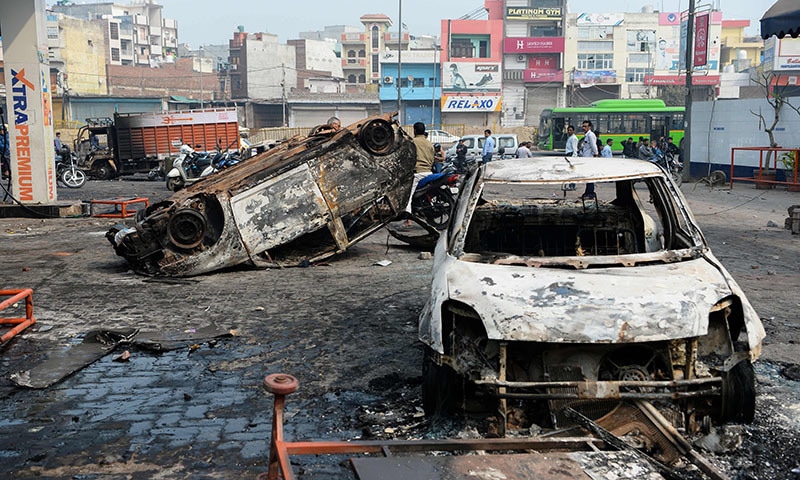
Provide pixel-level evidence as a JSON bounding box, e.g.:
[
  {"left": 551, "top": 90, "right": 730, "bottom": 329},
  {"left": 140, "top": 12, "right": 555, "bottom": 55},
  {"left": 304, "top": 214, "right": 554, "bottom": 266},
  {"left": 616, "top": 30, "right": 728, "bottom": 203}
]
[{"left": 159, "top": 0, "right": 771, "bottom": 48}]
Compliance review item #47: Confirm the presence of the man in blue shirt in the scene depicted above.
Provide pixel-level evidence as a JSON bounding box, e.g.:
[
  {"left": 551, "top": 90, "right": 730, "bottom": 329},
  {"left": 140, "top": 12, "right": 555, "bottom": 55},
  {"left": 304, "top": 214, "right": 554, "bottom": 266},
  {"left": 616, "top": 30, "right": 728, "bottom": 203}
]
[{"left": 481, "top": 129, "right": 495, "bottom": 164}]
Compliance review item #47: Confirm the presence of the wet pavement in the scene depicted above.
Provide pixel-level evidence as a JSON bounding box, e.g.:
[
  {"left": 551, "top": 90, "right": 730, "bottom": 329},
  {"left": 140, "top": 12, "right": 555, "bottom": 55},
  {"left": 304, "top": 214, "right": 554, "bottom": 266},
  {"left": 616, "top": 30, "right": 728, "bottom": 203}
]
[{"left": 1, "top": 174, "right": 799, "bottom": 479}]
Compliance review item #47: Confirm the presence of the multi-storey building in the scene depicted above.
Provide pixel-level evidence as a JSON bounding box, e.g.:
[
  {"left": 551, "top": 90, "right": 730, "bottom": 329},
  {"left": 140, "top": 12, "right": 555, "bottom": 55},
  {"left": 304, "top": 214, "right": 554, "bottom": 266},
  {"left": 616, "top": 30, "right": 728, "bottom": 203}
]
[
  {"left": 341, "top": 14, "right": 409, "bottom": 89},
  {"left": 439, "top": 0, "right": 505, "bottom": 126},
  {"left": 380, "top": 48, "right": 442, "bottom": 126},
  {"left": 51, "top": 1, "right": 178, "bottom": 67},
  {"left": 502, "top": 0, "right": 567, "bottom": 127}
]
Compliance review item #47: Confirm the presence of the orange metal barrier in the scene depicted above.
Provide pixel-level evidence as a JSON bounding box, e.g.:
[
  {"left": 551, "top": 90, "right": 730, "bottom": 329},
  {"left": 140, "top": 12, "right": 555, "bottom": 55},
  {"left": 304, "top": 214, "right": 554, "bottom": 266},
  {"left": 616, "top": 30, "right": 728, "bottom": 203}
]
[
  {"left": 0, "top": 289, "right": 36, "bottom": 344},
  {"left": 90, "top": 197, "right": 149, "bottom": 218}
]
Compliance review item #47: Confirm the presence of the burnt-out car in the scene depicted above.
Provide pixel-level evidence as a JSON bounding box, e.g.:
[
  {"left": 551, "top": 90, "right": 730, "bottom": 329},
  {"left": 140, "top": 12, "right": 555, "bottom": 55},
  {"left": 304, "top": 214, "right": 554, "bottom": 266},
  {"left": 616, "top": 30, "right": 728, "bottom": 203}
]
[
  {"left": 107, "top": 113, "right": 415, "bottom": 276},
  {"left": 419, "top": 157, "right": 765, "bottom": 433}
]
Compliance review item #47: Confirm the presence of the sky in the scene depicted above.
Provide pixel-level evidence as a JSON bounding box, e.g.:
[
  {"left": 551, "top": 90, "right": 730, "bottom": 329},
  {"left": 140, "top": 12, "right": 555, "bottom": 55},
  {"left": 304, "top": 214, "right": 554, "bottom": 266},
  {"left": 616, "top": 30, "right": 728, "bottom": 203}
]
[{"left": 160, "top": 0, "right": 773, "bottom": 48}]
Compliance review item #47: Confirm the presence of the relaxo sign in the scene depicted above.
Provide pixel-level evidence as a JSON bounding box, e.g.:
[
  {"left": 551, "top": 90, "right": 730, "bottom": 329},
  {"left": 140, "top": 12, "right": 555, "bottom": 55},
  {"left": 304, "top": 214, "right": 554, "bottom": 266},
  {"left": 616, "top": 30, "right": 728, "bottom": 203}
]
[{"left": 441, "top": 95, "right": 502, "bottom": 112}]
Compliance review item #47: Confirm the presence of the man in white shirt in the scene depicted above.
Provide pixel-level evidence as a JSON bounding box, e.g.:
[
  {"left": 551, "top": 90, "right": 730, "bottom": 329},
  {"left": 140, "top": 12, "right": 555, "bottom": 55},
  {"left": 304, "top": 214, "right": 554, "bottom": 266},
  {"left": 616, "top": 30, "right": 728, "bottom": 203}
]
[
  {"left": 564, "top": 125, "right": 578, "bottom": 157},
  {"left": 516, "top": 141, "right": 533, "bottom": 158},
  {"left": 579, "top": 120, "right": 598, "bottom": 198}
]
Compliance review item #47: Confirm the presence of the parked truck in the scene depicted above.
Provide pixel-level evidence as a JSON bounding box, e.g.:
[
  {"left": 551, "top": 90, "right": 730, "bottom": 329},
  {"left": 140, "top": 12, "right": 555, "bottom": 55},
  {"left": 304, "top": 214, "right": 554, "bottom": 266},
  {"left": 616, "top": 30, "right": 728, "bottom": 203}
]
[{"left": 73, "top": 108, "right": 240, "bottom": 179}]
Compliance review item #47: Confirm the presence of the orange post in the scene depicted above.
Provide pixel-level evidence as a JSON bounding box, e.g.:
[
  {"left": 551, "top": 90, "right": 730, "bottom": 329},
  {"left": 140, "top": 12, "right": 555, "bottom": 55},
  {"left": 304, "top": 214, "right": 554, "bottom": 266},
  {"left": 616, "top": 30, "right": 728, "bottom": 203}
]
[{"left": 0, "top": 289, "right": 36, "bottom": 344}]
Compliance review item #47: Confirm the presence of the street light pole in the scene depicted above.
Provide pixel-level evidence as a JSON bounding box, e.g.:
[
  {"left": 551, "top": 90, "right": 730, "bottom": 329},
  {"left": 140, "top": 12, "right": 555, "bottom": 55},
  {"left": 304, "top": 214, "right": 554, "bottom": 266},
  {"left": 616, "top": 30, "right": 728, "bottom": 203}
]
[
  {"left": 684, "top": 0, "right": 695, "bottom": 170},
  {"left": 199, "top": 45, "right": 204, "bottom": 109},
  {"left": 397, "top": 0, "right": 402, "bottom": 124}
]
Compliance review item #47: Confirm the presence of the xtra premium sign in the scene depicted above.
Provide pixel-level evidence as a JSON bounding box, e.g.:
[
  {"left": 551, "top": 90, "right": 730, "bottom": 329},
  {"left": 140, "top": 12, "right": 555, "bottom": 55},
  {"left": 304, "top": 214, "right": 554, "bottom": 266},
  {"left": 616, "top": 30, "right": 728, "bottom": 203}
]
[
  {"left": 506, "top": 6, "right": 562, "bottom": 21},
  {"left": 440, "top": 95, "right": 502, "bottom": 112},
  {"left": 694, "top": 14, "right": 709, "bottom": 67},
  {"left": 504, "top": 37, "right": 564, "bottom": 54},
  {"left": 644, "top": 75, "right": 720, "bottom": 86}
]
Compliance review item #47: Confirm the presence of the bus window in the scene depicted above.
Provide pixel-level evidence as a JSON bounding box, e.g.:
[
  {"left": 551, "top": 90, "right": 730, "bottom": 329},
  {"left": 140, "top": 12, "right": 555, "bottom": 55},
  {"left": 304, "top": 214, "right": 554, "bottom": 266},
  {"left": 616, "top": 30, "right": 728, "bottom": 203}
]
[
  {"left": 624, "top": 114, "right": 647, "bottom": 135},
  {"left": 539, "top": 111, "right": 552, "bottom": 143},
  {"left": 609, "top": 114, "right": 624, "bottom": 134},
  {"left": 596, "top": 114, "right": 610, "bottom": 136},
  {"left": 670, "top": 113, "right": 684, "bottom": 131},
  {"left": 553, "top": 117, "right": 568, "bottom": 149}
]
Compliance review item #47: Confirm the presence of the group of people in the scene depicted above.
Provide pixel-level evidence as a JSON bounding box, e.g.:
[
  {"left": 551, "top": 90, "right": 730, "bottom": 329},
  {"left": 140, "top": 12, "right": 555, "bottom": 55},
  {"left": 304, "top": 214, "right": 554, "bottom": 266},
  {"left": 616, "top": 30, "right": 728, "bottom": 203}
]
[{"left": 620, "top": 135, "right": 682, "bottom": 163}]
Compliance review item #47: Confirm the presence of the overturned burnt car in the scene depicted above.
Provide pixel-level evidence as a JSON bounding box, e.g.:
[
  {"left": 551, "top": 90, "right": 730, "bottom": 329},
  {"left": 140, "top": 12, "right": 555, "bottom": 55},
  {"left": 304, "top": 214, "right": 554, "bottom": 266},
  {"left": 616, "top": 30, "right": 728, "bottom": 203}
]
[
  {"left": 107, "top": 113, "right": 415, "bottom": 276},
  {"left": 420, "top": 157, "right": 766, "bottom": 434}
]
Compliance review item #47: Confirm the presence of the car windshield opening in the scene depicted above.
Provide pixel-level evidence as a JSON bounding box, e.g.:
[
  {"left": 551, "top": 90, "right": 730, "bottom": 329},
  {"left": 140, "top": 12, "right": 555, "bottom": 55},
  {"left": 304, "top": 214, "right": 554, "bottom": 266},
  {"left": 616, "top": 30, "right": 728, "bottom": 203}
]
[{"left": 460, "top": 178, "right": 696, "bottom": 261}]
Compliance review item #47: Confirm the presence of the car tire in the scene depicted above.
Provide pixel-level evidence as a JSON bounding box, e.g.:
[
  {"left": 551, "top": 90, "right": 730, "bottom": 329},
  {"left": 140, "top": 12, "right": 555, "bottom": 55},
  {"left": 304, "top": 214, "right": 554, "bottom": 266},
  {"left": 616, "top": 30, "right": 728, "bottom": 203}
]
[
  {"left": 94, "top": 161, "right": 115, "bottom": 180},
  {"left": 720, "top": 359, "right": 756, "bottom": 424},
  {"left": 422, "top": 347, "right": 462, "bottom": 416}
]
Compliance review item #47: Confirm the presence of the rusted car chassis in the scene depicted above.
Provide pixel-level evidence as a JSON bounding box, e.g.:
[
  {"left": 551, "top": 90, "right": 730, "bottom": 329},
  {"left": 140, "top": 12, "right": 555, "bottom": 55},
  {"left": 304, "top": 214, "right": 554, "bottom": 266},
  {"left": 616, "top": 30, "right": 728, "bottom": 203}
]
[{"left": 107, "top": 114, "right": 415, "bottom": 276}]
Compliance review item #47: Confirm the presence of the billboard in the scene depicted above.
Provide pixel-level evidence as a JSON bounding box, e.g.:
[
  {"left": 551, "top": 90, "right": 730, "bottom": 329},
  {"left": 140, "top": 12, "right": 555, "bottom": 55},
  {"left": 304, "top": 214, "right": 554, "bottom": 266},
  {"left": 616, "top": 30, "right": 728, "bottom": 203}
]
[
  {"left": 576, "top": 13, "right": 624, "bottom": 26},
  {"left": 694, "top": 14, "right": 709, "bottom": 67},
  {"left": 506, "top": 6, "right": 562, "bottom": 21},
  {"left": 503, "top": 37, "right": 564, "bottom": 54},
  {"left": 524, "top": 69, "right": 563, "bottom": 83},
  {"left": 443, "top": 62, "right": 501, "bottom": 92}
]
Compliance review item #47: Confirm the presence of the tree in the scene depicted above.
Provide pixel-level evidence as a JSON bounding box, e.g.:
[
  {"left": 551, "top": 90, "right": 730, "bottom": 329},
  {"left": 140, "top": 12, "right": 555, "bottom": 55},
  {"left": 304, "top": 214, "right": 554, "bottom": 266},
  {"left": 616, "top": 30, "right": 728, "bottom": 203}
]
[{"left": 750, "top": 70, "right": 800, "bottom": 171}]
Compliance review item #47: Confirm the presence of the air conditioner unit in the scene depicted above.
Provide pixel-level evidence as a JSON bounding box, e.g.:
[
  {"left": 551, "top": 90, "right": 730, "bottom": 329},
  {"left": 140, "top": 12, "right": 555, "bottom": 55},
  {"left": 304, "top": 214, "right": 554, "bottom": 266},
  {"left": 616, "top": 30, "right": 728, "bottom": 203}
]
[
  {"left": 517, "top": 55, "right": 525, "bottom": 62},
  {"left": 383, "top": 75, "right": 394, "bottom": 84}
]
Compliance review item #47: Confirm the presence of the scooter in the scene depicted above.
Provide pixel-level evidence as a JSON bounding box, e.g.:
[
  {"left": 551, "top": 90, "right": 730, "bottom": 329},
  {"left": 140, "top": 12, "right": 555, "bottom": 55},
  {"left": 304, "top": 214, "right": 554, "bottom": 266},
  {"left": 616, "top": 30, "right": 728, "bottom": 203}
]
[{"left": 165, "top": 144, "right": 214, "bottom": 191}]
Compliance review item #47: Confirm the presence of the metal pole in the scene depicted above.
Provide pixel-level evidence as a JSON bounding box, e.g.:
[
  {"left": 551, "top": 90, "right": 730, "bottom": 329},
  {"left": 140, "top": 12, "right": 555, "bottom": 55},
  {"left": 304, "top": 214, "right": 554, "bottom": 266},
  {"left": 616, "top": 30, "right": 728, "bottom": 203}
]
[
  {"left": 397, "top": 0, "right": 402, "bottom": 124},
  {"left": 684, "top": 0, "right": 695, "bottom": 171},
  {"left": 431, "top": 49, "right": 436, "bottom": 126},
  {"left": 199, "top": 46, "right": 204, "bottom": 109}
]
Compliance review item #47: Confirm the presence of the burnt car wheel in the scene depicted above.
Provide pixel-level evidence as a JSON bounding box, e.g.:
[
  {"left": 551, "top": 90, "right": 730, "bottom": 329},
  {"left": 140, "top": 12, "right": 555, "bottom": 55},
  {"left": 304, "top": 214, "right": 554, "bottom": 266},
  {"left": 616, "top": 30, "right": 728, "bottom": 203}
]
[
  {"left": 358, "top": 118, "right": 396, "bottom": 155},
  {"left": 720, "top": 360, "right": 756, "bottom": 424},
  {"left": 94, "top": 161, "right": 115, "bottom": 180},
  {"left": 167, "top": 208, "right": 207, "bottom": 250},
  {"left": 422, "top": 347, "right": 463, "bottom": 416}
]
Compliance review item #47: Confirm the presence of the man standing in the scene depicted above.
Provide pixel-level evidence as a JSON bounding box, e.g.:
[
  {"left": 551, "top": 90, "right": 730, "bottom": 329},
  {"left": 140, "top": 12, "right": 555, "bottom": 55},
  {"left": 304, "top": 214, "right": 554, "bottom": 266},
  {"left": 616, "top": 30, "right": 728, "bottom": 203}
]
[
  {"left": 516, "top": 141, "right": 533, "bottom": 158},
  {"left": 54, "top": 132, "right": 64, "bottom": 155},
  {"left": 564, "top": 125, "right": 578, "bottom": 157},
  {"left": 601, "top": 138, "right": 613, "bottom": 158},
  {"left": 621, "top": 137, "right": 635, "bottom": 158},
  {"left": 406, "top": 122, "right": 436, "bottom": 218},
  {"left": 455, "top": 138, "right": 468, "bottom": 172},
  {"left": 482, "top": 129, "right": 495, "bottom": 164},
  {"left": 579, "top": 120, "right": 598, "bottom": 198}
]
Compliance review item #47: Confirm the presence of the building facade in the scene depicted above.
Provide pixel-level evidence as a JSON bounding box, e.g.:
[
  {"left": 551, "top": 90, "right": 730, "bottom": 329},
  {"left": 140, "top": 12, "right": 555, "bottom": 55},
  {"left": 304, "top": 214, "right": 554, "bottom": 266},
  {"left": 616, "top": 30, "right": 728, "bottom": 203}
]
[{"left": 380, "top": 49, "right": 442, "bottom": 126}]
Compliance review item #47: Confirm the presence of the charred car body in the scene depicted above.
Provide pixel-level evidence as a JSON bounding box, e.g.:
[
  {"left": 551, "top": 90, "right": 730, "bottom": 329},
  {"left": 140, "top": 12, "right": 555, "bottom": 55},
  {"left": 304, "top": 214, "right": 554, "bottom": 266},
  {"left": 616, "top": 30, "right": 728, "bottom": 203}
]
[
  {"left": 107, "top": 113, "right": 415, "bottom": 276},
  {"left": 419, "top": 157, "right": 765, "bottom": 434}
]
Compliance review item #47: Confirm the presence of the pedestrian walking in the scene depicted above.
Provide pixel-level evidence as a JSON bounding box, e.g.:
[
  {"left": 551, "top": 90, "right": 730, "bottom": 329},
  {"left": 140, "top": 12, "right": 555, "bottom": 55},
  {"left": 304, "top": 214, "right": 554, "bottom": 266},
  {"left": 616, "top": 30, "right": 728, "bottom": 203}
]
[
  {"left": 516, "top": 141, "right": 533, "bottom": 158},
  {"left": 564, "top": 125, "right": 578, "bottom": 157},
  {"left": 601, "top": 138, "right": 613, "bottom": 158}
]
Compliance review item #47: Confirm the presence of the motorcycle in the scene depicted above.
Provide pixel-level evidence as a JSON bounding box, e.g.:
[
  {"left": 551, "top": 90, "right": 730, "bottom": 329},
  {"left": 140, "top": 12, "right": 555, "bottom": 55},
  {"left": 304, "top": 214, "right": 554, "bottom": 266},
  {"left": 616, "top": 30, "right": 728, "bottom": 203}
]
[
  {"left": 55, "top": 147, "right": 87, "bottom": 188},
  {"left": 165, "top": 144, "right": 214, "bottom": 191},
  {"left": 412, "top": 170, "right": 460, "bottom": 229},
  {"left": 651, "top": 150, "right": 683, "bottom": 186}
]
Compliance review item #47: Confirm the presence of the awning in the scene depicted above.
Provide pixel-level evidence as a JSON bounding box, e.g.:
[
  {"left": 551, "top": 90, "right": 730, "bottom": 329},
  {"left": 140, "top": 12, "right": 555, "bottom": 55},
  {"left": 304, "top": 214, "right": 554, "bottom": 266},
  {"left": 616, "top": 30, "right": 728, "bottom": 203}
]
[
  {"left": 169, "top": 95, "right": 195, "bottom": 103},
  {"left": 761, "top": 0, "right": 800, "bottom": 39}
]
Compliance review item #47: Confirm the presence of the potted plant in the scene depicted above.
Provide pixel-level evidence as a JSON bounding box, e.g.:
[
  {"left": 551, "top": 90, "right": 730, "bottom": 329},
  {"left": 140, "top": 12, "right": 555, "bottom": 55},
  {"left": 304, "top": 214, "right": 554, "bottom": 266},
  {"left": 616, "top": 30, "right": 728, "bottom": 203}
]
[{"left": 779, "top": 151, "right": 800, "bottom": 191}]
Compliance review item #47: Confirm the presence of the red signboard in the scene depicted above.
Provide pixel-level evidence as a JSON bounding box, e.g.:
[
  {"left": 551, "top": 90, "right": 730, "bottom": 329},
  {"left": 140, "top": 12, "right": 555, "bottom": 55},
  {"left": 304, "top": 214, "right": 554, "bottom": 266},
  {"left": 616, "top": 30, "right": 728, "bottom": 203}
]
[
  {"left": 694, "top": 14, "right": 709, "bottom": 67},
  {"left": 504, "top": 37, "right": 565, "bottom": 54},
  {"left": 528, "top": 54, "right": 559, "bottom": 70},
  {"left": 524, "top": 69, "right": 563, "bottom": 83},
  {"left": 644, "top": 75, "right": 720, "bottom": 86}
]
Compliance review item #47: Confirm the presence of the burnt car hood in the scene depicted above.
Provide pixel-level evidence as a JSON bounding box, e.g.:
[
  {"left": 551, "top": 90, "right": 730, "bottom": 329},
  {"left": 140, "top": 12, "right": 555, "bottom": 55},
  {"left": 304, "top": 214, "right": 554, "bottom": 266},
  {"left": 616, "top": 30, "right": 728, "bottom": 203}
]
[
  {"left": 107, "top": 113, "right": 416, "bottom": 276},
  {"left": 426, "top": 251, "right": 762, "bottom": 347}
]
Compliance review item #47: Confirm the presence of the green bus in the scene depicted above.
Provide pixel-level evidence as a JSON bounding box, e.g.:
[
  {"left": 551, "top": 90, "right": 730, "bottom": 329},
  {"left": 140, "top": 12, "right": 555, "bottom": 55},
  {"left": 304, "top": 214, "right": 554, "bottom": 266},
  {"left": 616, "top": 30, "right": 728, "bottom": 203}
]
[{"left": 538, "top": 99, "right": 685, "bottom": 153}]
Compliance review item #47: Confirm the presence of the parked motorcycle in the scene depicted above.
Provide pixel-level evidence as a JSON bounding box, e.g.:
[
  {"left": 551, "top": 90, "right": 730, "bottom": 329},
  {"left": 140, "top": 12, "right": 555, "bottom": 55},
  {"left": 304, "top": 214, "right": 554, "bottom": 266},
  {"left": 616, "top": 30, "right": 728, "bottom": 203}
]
[
  {"left": 412, "top": 171, "right": 459, "bottom": 229},
  {"left": 55, "top": 147, "right": 87, "bottom": 188},
  {"left": 651, "top": 151, "right": 683, "bottom": 186}
]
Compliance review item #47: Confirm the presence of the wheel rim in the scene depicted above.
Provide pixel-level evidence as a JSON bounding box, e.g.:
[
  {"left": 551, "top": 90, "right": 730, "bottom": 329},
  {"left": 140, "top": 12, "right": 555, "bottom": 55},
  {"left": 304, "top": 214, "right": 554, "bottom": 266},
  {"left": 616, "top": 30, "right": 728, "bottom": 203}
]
[
  {"left": 62, "top": 169, "right": 86, "bottom": 188},
  {"left": 167, "top": 209, "right": 207, "bottom": 249},
  {"left": 357, "top": 119, "right": 396, "bottom": 155}
]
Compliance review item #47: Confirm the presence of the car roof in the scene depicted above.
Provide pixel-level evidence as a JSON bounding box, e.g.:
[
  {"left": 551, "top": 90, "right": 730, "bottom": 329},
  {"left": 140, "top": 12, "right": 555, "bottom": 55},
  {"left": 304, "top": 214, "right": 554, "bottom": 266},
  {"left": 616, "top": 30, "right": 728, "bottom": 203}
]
[{"left": 482, "top": 156, "right": 664, "bottom": 183}]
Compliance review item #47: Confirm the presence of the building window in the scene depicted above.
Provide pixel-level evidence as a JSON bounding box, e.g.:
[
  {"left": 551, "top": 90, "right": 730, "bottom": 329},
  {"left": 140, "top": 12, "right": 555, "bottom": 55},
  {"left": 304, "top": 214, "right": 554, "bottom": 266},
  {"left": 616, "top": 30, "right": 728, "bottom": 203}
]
[
  {"left": 372, "top": 54, "right": 379, "bottom": 73},
  {"left": 529, "top": 24, "right": 562, "bottom": 37},
  {"left": 577, "top": 41, "right": 613, "bottom": 52},
  {"left": 628, "top": 53, "right": 650, "bottom": 64},
  {"left": 625, "top": 68, "right": 653, "bottom": 82},
  {"left": 371, "top": 26, "right": 380, "bottom": 49},
  {"left": 110, "top": 22, "right": 119, "bottom": 40},
  {"left": 348, "top": 50, "right": 356, "bottom": 58},
  {"left": 348, "top": 74, "right": 357, "bottom": 83},
  {"left": 111, "top": 48, "right": 120, "bottom": 62},
  {"left": 577, "top": 53, "right": 613, "bottom": 70},
  {"left": 358, "top": 49, "right": 366, "bottom": 58},
  {"left": 578, "top": 26, "right": 613, "bottom": 40},
  {"left": 413, "top": 77, "right": 425, "bottom": 87},
  {"left": 359, "top": 74, "right": 366, "bottom": 83},
  {"left": 450, "top": 38, "right": 475, "bottom": 58}
]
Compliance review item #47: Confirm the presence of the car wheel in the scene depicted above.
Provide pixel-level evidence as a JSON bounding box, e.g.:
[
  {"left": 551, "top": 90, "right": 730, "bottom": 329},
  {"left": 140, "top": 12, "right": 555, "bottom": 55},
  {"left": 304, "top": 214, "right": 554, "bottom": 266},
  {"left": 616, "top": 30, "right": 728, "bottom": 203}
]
[
  {"left": 422, "top": 347, "right": 462, "bottom": 416},
  {"left": 357, "top": 118, "right": 396, "bottom": 155},
  {"left": 720, "top": 359, "right": 756, "bottom": 424}
]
